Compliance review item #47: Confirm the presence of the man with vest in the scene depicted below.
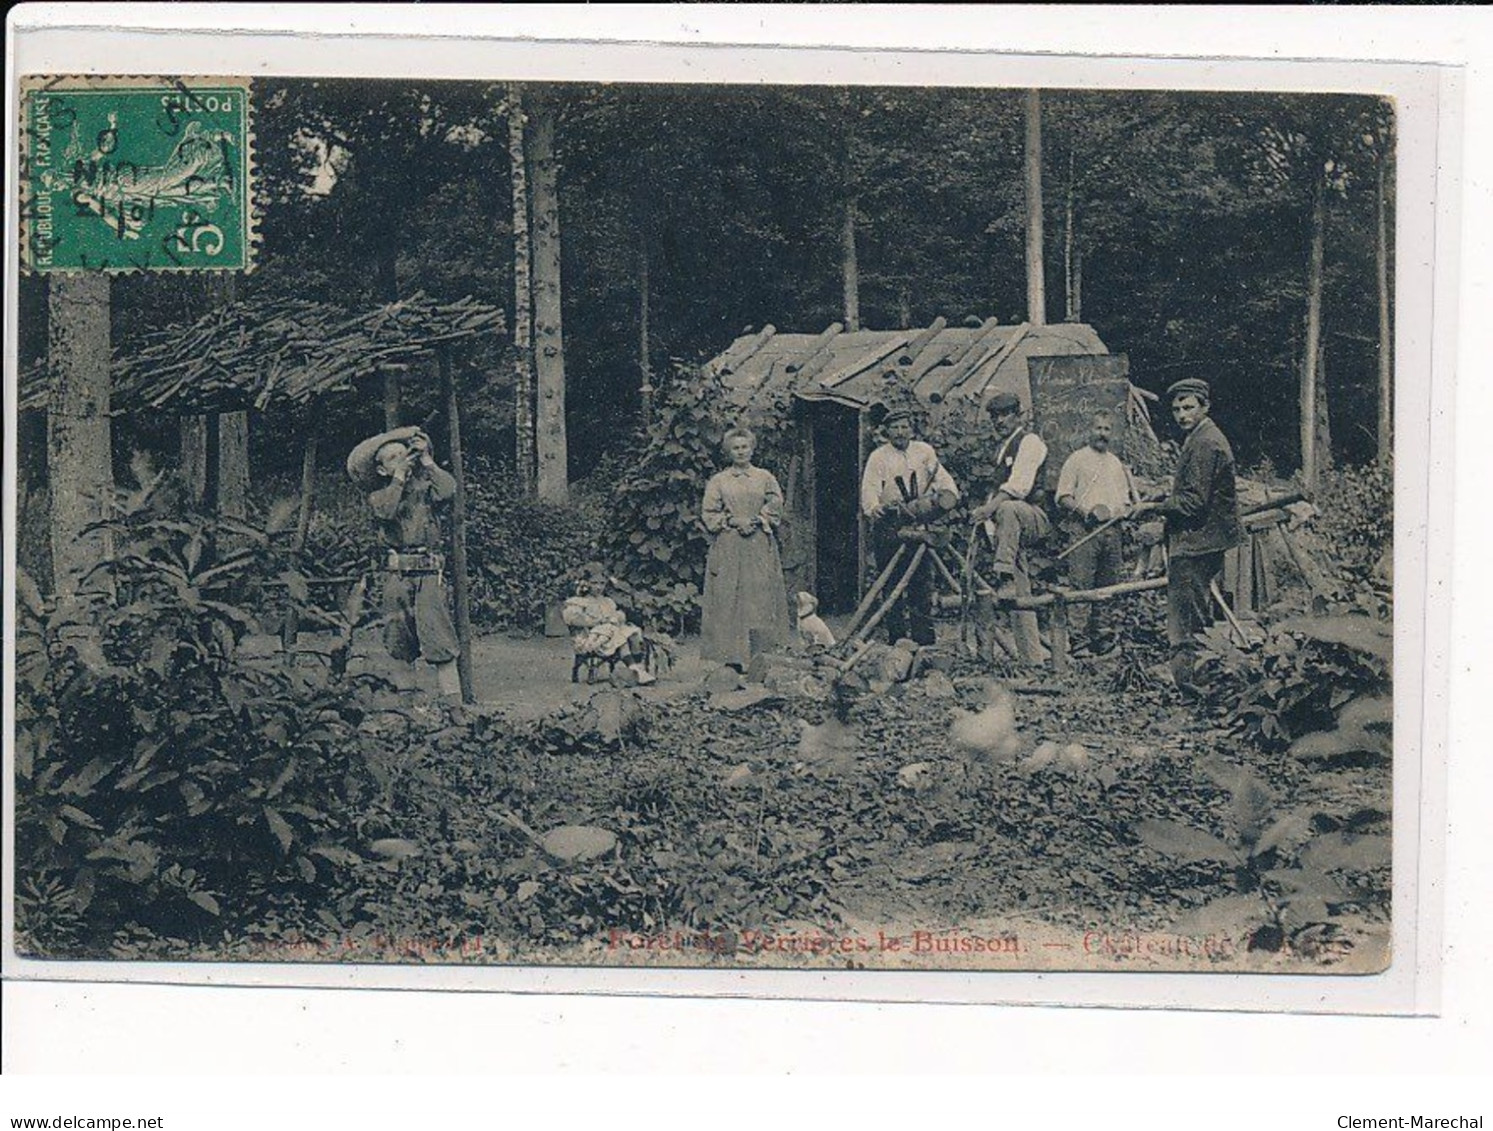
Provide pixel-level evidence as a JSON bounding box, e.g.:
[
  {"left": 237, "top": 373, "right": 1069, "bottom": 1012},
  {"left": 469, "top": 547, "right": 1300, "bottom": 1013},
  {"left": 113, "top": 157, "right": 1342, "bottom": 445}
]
[
  {"left": 1131, "top": 378, "right": 1242, "bottom": 693},
  {"left": 969, "top": 391, "right": 1050, "bottom": 665},
  {"left": 1055, "top": 409, "right": 1139, "bottom": 653},
  {"left": 860, "top": 406, "right": 960, "bottom": 646}
]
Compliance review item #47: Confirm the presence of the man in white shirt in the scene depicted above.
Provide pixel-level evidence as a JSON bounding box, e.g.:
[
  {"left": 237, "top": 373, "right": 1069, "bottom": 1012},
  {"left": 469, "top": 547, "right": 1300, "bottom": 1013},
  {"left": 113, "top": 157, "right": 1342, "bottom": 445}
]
[
  {"left": 968, "top": 392, "right": 1050, "bottom": 664},
  {"left": 1055, "top": 409, "right": 1138, "bottom": 651},
  {"left": 860, "top": 406, "right": 960, "bottom": 645}
]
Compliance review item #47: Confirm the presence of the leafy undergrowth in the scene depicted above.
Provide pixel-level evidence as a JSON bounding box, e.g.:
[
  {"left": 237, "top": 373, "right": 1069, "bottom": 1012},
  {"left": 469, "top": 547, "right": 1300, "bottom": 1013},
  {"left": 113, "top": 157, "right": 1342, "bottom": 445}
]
[{"left": 89, "top": 620, "right": 1389, "bottom": 970}]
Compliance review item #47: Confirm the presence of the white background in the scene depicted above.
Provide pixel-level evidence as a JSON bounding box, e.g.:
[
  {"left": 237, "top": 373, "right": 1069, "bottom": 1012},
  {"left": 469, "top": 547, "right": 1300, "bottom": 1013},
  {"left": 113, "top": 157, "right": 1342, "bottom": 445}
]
[{"left": 2, "top": 2, "right": 1489, "bottom": 1117}]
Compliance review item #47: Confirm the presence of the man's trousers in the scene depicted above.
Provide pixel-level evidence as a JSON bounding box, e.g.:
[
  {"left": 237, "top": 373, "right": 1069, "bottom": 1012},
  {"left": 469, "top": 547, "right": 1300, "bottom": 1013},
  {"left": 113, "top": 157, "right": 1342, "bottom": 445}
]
[
  {"left": 871, "top": 518, "right": 935, "bottom": 646},
  {"left": 1166, "top": 549, "right": 1224, "bottom": 688}
]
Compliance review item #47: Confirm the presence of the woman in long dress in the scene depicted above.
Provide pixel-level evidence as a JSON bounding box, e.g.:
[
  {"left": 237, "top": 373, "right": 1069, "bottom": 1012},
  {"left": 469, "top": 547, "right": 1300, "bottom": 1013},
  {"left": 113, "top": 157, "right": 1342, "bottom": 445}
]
[{"left": 700, "top": 428, "right": 792, "bottom": 669}]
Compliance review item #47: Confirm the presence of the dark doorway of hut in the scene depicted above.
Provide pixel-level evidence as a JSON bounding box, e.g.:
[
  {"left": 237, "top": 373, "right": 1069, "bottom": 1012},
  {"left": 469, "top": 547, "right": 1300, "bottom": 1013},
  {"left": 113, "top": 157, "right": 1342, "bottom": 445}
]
[{"left": 808, "top": 400, "right": 863, "bottom": 615}]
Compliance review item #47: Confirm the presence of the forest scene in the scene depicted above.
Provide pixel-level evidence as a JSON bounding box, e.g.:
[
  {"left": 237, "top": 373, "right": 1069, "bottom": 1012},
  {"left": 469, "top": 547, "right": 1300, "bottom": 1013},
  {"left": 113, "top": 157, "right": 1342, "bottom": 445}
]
[{"left": 11, "top": 79, "right": 1395, "bottom": 972}]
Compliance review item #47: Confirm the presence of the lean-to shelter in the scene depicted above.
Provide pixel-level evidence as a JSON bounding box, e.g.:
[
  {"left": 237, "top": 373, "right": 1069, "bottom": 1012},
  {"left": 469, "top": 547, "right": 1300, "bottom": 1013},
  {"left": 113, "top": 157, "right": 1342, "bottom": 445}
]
[{"left": 708, "top": 317, "right": 1162, "bottom": 613}]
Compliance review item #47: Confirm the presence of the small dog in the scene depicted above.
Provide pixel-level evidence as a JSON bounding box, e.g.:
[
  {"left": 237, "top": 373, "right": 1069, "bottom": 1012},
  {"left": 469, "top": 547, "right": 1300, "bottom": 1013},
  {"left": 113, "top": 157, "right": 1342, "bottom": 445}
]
[{"left": 796, "top": 591, "right": 836, "bottom": 648}]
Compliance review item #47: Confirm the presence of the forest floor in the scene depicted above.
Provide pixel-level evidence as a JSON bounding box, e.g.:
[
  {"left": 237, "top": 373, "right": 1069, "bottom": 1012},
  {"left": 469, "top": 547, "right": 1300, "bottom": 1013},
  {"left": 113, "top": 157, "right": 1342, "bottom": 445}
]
[{"left": 214, "top": 597, "right": 1392, "bottom": 976}]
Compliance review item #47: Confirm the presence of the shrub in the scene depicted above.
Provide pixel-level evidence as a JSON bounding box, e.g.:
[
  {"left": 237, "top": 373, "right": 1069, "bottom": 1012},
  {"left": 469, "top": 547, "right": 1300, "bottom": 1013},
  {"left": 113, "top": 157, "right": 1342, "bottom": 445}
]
[
  {"left": 1190, "top": 612, "right": 1391, "bottom": 753},
  {"left": 1309, "top": 462, "right": 1392, "bottom": 584},
  {"left": 462, "top": 454, "right": 599, "bottom": 632},
  {"left": 598, "top": 367, "right": 738, "bottom": 634},
  {"left": 12, "top": 471, "right": 393, "bottom": 956}
]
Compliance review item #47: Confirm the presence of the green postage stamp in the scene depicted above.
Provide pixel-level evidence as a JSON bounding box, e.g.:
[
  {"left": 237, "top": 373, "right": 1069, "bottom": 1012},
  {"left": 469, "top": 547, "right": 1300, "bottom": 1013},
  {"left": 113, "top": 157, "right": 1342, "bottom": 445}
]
[{"left": 19, "top": 76, "right": 254, "bottom": 272}]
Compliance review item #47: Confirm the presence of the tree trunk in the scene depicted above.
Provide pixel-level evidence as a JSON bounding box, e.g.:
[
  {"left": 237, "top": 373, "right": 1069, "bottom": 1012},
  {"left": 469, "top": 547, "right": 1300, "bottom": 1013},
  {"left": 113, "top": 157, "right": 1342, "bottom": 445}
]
[
  {"left": 1072, "top": 232, "right": 1083, "bottom": 324},
  {"left": 842, "top": 197, "right": 860, "bottom": 332},
  {"left": 294, "top": 408, "right": 320, "bottom": 554},
  {"left": 1315, "top": 337, "right": 1333, "bottom": 475},
  {"left": 1024, "top": 90, "right": 1047, "bottom": 326},
  {"left": 218, "top": 411, "right": 250, "bottom": 520},
  {"left": 1063, "top": 145, "right": 1076, "bottom": 321},
  {"left": 508, "top": 82, "right": 537, "bottom": 495},
  {"left": 181, "top": 415, "right": 210, "bottom": 506},
  {"left": 440, "top": 349, "right": 476, "bottom": 703},
  {"left": 638, "top": 220, "right": 654, "bottom": 424},
  {"left": 47, "top": 274, "right": 113, "bottom": 596},
  {"left": 527, "top": 97, "right": 569, "bottom": 504},
  {"left": 1376, "top": 146, "right": 1393, "bottom": 467},
  {"left": 1300, "top": 170, "right": 1326, "bottom": 490},
  {"left": 209, "top": 275, "right": 248, "bottom": 520}
]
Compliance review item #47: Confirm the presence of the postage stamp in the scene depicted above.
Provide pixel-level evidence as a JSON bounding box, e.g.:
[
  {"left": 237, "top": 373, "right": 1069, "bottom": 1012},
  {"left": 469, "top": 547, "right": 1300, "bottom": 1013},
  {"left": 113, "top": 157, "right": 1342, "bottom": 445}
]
[{"left": 18, "top": 75, "right": 254, "bottom": 272}]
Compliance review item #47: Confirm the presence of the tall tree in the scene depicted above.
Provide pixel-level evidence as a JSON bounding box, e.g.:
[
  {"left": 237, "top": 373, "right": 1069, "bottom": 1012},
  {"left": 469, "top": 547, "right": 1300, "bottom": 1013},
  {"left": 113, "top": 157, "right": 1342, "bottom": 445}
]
[
  {"left": 1300, "top": 164, "right": 1328, "bottom": 489},
  {"left": 1024, "top": 90, "right": 1047, "bottom": 326},
  {"left": 47, "top": 274, "right": 113, "bottom": 596},
  {"left": 1062, "top": 145, "right": 1081, "bottom": 322},
  {"left": 527, "top": 94, "right": 569, "bottom": 503},
  {"left": 841, "top": 198, "right": 861, "bottom": 331},
  {"left": 637, "top": 216, "right": 654, "bottom": 422},
  {"left": 508, "top": 83, "right": 537, "bottom": 494}
]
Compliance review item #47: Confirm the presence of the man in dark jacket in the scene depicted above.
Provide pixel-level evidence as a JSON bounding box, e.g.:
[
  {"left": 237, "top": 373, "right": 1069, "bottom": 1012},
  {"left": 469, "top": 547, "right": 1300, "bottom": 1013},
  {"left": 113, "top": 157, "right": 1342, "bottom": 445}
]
[{"left": 1133, "top": 378, "right": 1242, "bottom": 692}]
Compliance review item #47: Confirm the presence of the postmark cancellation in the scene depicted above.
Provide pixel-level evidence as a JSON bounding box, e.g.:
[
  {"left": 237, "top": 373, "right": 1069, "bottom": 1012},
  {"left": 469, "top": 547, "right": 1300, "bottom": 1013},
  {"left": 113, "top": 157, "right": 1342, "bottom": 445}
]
[{"left": 18, "top": 75, "right": 256, "bottom": 273}]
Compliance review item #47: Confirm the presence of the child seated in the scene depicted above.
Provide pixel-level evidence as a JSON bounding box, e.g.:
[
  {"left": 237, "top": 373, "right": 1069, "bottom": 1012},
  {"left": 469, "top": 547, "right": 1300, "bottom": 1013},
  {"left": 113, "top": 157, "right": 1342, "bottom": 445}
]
[
  {"left": 795, "top": 591, "right": 836, "bottom": 649},
  {"left": 562, "top": 581, "right": 656, "bottom": 685}
]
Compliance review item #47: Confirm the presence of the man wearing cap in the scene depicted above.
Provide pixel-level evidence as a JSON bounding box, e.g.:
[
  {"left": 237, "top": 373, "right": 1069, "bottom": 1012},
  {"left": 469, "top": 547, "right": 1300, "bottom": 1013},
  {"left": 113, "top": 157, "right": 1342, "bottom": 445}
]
[
  {"left": 860, "top": 406, "right": 960, "bottom": 646},
  {"left": 1132, "top": 378, "right": 1242, "bottom": 692},
  {"left": 347, "top": 425, "right": 462, "bottom": 697},
  {"left": 968, "top": 391, "right": 1050, "bottom": 664},
  {"left": 1055, "top": 409, "right": 1139, "bottom": 652}
]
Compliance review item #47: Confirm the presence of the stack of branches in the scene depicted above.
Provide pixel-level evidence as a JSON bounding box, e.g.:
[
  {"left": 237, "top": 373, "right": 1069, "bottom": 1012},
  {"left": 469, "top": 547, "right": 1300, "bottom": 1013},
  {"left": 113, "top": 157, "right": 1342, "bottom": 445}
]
[{"left": 18, "top": 292, "right": 506, "bottom": 415}]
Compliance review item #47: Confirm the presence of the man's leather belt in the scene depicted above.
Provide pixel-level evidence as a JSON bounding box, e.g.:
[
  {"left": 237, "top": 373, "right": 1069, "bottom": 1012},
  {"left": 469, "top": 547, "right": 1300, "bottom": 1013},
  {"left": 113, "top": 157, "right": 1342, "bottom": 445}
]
[{"left": 386, "top": 549, "right": 443, "bottom": 573}]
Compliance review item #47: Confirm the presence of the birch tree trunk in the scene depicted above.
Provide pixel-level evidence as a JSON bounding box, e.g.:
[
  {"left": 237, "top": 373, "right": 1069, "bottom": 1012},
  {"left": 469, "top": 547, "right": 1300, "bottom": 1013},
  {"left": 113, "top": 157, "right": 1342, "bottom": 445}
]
[
  {"left": 527, "top": 97, "right": 569, "bottom": 504},
  {"left": 1300, "top": 170, "right": 1326, "bottom": 490},
  {"left": 47, "top": 274, "right": 113, "bottom": 596},
  {"left": 1063, "top": 146, "right": 1080, "bottom": 322},
  {"left": 638, "top": 221, "right": 654, "bottom": 423},
  {"left": 1024, "top": 89, "right": 1047, "bottom": 326},
  {"left": 842, "top": 197, "right": 860, "bottom": 332},
  {"left": 1376, "top": 145, "right": 1393, "bottom": 467},
  {"left": 508, "top": 82, "right": 537, "bottom": 495}
]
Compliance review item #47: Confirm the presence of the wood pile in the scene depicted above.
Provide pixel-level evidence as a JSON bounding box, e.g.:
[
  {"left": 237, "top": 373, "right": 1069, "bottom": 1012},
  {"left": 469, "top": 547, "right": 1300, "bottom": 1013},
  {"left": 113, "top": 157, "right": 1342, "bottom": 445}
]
[{"left": 19, "top": 292, "right": 507, "bottom": 415}]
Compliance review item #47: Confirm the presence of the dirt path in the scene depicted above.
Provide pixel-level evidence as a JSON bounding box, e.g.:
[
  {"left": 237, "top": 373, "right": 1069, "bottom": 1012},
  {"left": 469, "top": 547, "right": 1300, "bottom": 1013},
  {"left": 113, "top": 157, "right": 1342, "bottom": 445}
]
[{"left": 243, "top": 627, "right": 708, "bottom": 720}]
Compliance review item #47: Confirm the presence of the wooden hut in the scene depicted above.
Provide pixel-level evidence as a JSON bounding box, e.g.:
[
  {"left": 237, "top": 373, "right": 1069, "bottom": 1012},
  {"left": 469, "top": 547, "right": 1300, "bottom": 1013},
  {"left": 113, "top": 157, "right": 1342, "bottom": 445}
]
[{"left": 707, "top": 318, "right": 1159, "bottom": 613}]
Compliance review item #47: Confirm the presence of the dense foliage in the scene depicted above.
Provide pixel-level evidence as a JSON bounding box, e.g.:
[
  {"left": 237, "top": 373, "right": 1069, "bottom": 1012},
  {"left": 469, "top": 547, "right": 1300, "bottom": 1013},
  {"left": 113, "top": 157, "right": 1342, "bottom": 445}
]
[
  {"left": 598, "top": 369, "right": 742, "bottom": 632},
  {"left": 13, "top": 474, "right": 393, "bottom": 954},
  {"left": 1310, "top": 463, "right": 1394, "bottom": 585},
  {"left": 462, "top": 454, "right": 600, "bottom": 632}
]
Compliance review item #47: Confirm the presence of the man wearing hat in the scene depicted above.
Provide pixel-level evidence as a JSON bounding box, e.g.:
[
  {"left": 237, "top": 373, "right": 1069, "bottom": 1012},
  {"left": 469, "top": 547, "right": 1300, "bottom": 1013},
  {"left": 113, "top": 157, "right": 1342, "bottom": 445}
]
[
  {"left": 347, "top": 425, "right": 462, "bottom": 697},
  {"left": 969, "top": 391, "right": 1050, "bottom": 664},
  {"left": 859, "top": 405, "right": 960, "bottom": 646},
  {"left": 1055, "top": 409, "right": 1139, "bottom": 652},
  {"left": 1132, "top": 378, "right": 1242, "bottom": 692}
]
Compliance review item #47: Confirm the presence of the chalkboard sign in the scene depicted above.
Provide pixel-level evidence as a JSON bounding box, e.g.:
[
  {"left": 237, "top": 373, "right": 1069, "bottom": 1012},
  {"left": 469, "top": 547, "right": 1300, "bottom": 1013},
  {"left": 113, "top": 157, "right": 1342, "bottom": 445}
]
[{"left": 1028, "top": 354, "right": 1166, "bottom": 490}]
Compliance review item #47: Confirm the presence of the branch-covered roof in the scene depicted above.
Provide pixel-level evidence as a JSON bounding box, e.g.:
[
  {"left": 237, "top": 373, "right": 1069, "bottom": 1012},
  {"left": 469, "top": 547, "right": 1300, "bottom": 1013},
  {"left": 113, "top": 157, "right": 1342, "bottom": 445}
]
[
  {"left": 19, "top": 292, "right": 507, "bottom": 415},
  {"left": 710, "top": 318, "right": 1108, "bottom": 421}
]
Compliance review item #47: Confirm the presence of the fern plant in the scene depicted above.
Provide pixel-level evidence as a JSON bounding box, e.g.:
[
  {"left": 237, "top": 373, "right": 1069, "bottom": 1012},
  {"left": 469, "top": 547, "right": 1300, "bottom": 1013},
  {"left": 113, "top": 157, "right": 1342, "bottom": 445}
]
[{"left": 1133, "top": 757, "right": 1390, "bottom": 956}]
